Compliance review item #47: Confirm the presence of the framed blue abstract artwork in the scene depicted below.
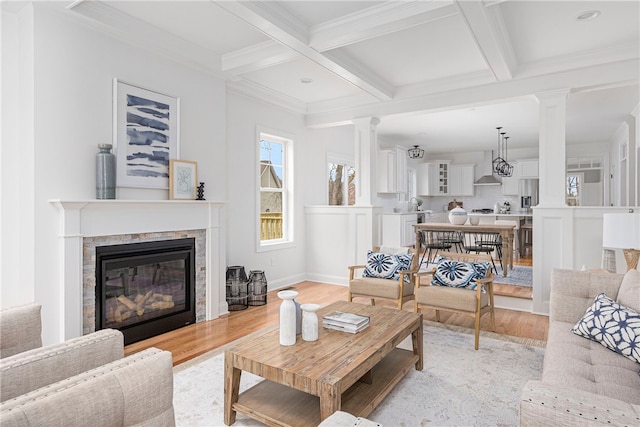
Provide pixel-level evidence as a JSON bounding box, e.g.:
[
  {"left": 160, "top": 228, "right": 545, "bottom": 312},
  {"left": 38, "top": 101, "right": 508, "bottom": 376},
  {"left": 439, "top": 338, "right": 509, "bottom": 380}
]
[{"left": 113, "top": 79, "right": 180, "bottom": 189}]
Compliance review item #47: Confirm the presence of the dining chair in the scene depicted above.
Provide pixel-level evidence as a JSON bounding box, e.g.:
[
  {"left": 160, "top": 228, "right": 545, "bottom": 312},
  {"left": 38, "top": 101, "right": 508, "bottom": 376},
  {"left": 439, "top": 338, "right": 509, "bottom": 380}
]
[
  {"left": 420, "top": 231, "right": 452, "bottom": 266},
  {"left": 462, "top": 232, "right": 499, "bottom": 273}
]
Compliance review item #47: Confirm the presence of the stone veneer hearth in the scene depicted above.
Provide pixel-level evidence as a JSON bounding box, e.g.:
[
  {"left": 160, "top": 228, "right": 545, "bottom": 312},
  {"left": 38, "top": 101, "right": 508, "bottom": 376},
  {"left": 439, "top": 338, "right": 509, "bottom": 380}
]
[{"left": 82, "top": 229, "right": 206, "bottom": 335}]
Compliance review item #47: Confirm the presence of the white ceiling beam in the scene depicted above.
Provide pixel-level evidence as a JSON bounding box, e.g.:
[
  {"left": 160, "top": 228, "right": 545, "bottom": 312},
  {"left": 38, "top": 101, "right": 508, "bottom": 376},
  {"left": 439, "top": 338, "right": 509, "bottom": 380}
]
[
  {"left": 454, "top": 0, "right": 515, "bottom": 81},
  {"left": 214, "top": 0, "right": 394, "bottom": 101},
  {"left": 309, "top": 1, "right": 458, "bottom": 51},
  {"left": 305, "top": 59, "right": 639, "bottom": 128},
  {"left": 222, "top": 1, "right": 457, "bottom": 76},
  {"left": 222, "top": 41, "right": 298, "bottom": 75}
]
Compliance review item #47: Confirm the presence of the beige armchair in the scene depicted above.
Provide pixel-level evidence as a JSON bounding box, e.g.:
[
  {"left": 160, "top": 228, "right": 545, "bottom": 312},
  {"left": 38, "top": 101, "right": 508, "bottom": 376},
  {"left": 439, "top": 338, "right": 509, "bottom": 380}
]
[
  {"left": 414, "top": 251, "right": 495, "bottom": 350},
  {"left": 348, "top": 246, "right": 417, "bottom": 309},
  {"left": 0, "top": 303, "right": 175, "bottom": 426}
]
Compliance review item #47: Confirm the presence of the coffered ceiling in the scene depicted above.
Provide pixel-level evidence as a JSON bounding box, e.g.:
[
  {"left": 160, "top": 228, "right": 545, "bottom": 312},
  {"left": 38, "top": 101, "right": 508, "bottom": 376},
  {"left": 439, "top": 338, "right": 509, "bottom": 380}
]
[{"left": 58, "top": 0, "right": 640, "bottom": 153}]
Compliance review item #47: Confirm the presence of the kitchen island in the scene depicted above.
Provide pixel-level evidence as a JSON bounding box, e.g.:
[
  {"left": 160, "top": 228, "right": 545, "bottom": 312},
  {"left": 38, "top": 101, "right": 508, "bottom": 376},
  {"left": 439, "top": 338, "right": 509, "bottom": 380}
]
[{"left": 413, "top": 222, "right": 516, "bottom": 276}]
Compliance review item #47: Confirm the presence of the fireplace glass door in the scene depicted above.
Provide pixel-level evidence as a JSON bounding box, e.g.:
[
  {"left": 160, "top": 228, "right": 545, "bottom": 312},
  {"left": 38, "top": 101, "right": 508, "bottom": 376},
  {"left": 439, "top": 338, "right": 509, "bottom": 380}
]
[{"left": 96, "top": 238, "right": 196, "bottom": 344}]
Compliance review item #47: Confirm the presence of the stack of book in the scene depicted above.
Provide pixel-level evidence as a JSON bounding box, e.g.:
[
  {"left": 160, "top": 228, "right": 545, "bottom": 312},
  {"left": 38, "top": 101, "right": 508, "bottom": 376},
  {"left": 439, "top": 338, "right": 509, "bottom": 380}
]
[{"left": 322, "top": 311, "right": 370, "bottom": 334}]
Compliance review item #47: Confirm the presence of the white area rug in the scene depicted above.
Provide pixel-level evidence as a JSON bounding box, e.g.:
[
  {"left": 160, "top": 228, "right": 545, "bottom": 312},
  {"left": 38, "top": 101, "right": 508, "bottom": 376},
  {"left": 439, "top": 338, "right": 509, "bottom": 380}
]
[{"left": 173, "top": 323, "right": 545, "bottom": 426}]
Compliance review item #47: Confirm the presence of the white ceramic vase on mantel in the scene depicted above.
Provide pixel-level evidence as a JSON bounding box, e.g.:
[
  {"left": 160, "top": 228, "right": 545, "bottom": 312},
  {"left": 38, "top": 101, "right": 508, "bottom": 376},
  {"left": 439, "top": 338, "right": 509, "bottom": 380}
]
[{"left": 278, "top": 290, "right": 299, "bottom": 346}]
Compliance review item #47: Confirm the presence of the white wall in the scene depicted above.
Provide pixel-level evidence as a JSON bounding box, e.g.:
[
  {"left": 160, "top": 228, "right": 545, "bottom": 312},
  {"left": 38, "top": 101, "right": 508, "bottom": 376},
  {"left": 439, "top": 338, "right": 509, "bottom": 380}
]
[
  {"left": 1, "top": 6, "right": 34, "bottom": 306},
  {"left": 225, "top": 92, "right": 307, "bottom": 290},
  {"left": 1, "top": 5, "right": 225, "bottom": 344}
]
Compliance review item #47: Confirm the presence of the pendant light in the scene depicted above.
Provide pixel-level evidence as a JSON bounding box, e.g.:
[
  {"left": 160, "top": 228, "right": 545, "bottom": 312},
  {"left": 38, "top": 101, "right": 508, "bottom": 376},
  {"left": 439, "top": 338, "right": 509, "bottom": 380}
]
[{"left": 408, "top": 145, "right": 424, "bottom": 159}]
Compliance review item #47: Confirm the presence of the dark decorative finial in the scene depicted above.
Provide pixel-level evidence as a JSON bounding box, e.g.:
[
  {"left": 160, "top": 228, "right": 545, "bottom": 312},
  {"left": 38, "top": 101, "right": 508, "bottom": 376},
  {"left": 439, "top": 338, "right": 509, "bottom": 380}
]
[{"left": 196, "top": 182, "right": 205, "bottom": 200}]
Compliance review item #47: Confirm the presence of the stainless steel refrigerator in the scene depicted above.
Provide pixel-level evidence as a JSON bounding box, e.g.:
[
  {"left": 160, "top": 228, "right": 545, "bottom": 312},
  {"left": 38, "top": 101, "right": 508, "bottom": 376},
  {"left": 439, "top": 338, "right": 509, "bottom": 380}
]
[{"left": 519, "top": 179, "right": 539, "bottom": 208}]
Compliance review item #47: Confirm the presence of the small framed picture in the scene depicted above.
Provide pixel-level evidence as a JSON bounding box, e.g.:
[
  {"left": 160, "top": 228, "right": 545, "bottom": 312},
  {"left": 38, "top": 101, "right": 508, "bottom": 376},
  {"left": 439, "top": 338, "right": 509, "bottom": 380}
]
[{"left": 169, "top": 160, "right": 197, "bottom": 200}]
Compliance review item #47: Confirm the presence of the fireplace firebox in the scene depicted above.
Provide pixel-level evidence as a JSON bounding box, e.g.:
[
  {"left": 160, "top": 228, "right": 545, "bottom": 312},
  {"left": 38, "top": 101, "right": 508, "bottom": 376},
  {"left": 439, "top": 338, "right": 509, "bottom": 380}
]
[{"left": 96, "top": 238, "right": 196, "bottom": 345}]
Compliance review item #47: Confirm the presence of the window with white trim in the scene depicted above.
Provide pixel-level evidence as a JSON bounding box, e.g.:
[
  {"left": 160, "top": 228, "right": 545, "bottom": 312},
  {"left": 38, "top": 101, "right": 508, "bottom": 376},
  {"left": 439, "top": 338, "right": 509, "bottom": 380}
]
[{"left": 259, "top": 132, "right": 293, "bottom": 247}]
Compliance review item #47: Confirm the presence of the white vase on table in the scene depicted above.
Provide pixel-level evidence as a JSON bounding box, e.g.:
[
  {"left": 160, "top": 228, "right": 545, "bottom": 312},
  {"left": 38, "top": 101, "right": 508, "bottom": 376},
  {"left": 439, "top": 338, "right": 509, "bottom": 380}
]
[
  {"left": 278, "top": 290, "right": 299, "bottom": 346},
  {"left": 448, "top": 206, "right": 468, "bottom": 225},
  {"left": 300, "top": 303, "right": 320, "bottom": 342}
]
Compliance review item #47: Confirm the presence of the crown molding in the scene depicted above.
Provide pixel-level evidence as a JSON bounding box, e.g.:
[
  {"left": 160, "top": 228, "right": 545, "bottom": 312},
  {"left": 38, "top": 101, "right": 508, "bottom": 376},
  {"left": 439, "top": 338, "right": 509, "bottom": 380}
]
[{"left": 226, "top": 80, "right": 307, "bottom": 114}]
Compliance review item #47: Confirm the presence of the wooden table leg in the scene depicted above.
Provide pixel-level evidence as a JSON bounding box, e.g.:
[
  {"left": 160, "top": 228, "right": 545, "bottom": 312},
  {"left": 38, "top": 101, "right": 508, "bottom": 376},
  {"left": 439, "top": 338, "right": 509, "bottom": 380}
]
[
  {"left": 224, "top": 352, "right": 241, "bottom": 425},
  {"left": 500, "top": 230, "right": 513, "bottom": 277},
  {"left": 319, "top": 382, "right": 341, "bottom": 421},
  {"left": 412, "top": 315, "right": 423, "bottom": 371}
]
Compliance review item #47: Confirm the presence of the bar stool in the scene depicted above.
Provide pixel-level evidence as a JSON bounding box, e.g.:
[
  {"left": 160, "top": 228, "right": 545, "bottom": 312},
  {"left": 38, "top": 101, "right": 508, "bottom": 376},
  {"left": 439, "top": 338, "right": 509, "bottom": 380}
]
[{"left": 520, "top": 222, "right": 533, "bottom": 257}]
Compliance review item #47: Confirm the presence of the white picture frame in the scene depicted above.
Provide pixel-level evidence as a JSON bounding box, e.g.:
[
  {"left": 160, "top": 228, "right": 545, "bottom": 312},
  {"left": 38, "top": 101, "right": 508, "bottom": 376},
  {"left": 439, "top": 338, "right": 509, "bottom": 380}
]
[{"left": 113, "top": 79, "right": 180, "bottom": 189}]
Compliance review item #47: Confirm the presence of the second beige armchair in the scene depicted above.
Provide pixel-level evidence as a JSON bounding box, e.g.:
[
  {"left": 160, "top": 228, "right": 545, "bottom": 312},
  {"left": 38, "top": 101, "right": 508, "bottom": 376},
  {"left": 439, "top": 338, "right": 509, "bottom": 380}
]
[{"left": 414, "top": 251, "right": 496, "bottom": 350}]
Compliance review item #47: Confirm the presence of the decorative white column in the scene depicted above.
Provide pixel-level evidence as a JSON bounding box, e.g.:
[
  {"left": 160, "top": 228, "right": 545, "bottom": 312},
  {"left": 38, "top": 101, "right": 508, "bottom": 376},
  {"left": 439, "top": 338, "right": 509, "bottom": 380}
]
[
  {"left": 536, "top": 89, "right": 570, "bottom": 207},
  {"left": 533, "top": 89, "right": 571, "bottom": 315},
  {"left": 352, "top": 117, "right": 380, "bottom": 207},
  {"left": 625, "top": 109, "right": 637, "bottom": 206}
]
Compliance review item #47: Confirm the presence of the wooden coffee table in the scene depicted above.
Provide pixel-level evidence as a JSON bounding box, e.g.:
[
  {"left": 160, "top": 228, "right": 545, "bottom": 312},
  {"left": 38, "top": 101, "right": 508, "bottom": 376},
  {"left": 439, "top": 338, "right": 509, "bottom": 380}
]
[{"left": 224, "top": 300, "right": 423, "bottom": 426}]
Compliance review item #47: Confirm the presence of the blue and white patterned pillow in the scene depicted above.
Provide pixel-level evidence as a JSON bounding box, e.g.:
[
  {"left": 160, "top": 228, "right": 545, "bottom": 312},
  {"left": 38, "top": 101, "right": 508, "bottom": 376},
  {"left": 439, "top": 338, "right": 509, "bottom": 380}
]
[
  {"left": 431, "top": 257, "right": 490, "bottom": 292},
  {"left": 571, "top": 292, "right": 640, "bottom": 364},
  {"left": 362, "top": 251, "right": 413, "bottom": 281}
]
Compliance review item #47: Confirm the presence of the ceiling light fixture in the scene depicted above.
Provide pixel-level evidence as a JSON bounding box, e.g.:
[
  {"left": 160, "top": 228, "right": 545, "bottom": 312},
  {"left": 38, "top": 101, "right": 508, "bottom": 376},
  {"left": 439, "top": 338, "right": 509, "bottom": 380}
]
[
  {"left": 408, "top": 145, "right": 424, "bottom": 159},
  {"left": 492, "top": 127, "right": 513, "bottom": 177},
  {"left": 576, "top": 10, "right": 600, "bottom": 21}
]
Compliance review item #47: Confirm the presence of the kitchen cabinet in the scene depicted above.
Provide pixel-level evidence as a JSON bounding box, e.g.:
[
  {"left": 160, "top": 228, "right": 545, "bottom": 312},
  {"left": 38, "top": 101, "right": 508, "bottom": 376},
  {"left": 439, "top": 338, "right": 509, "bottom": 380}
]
[
  {"left": 377, "top": 147, "right": 407, "bottom": 193},
  {"left": 449, "top": 164, "right": 475, "bottom": 196},
  {"left": 417, "top": 161, "right": 450, "bottom": 196},
  {"left": 419, "top": 163, "right": 473, "bottom": 196},
  {"left": 381, "top": 213, "right": 418, "bottom": 247},
  {"left": 519, "top": 159, "right": 538, "bottom": 178},
  {"left": 417, "top": 163, "right": 434, "bottom": 196},
  {"left": 436, "top": 161, "right": 449, "bottom": 195}
]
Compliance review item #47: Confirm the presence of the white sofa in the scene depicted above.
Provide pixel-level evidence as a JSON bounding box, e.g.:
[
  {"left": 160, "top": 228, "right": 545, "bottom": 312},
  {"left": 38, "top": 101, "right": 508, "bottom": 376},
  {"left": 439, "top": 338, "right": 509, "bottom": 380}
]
[
  {"left": 520, "top": 269, "right": 640, "bottom": 426},
  {"left": 0, "top": 303, "right": 175, "bottom": 426}
]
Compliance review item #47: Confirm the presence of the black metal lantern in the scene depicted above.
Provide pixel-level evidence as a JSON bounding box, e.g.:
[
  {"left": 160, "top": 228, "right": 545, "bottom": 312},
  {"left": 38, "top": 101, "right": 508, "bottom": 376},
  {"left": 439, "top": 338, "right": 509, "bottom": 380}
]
[{"left": 247, "top": 270, "right": 268, "bottom": 306}]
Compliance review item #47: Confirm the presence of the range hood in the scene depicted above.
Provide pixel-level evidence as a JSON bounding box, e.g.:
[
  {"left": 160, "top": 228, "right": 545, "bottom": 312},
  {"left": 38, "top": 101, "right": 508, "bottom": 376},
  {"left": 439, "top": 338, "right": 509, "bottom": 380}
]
[
  {"left": 473, "top": 151, "right": 502, "bottom": 186},
  {"left": 474, "top": 174, "right": 502, "bottom": 186}
]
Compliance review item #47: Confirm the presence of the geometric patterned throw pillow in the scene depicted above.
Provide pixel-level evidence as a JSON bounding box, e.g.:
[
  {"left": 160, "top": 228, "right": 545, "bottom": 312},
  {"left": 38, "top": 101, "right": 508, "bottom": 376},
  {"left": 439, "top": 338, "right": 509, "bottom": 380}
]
[
  {"left": 430, "top": 257, "right": 490, "bottom": 292},
  {"left": 362, "top": 250, "right": 413, "bottom": 281},
  {"left": 571, "top": 292, "right": 640, "bottom": 364}
]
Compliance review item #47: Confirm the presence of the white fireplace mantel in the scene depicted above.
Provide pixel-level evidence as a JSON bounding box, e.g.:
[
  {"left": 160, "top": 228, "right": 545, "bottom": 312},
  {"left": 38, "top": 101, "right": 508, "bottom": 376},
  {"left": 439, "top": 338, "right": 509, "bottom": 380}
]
[{"left": 50, "top": 199, "right": 228, "bottom": 340}]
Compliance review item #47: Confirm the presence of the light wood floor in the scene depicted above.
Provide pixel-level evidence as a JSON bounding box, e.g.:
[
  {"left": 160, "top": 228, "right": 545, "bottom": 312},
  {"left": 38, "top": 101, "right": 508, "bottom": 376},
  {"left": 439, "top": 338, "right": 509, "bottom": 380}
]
[{"left": 125, "top": 258, "right": 547, "bottom": 366}]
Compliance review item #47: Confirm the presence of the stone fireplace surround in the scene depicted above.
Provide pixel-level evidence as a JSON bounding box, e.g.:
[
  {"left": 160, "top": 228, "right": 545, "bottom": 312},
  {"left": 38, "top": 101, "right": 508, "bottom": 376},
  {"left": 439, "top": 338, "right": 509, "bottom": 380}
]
[{"left": 51, "top": 200, "right": 226, "bottom": 341}]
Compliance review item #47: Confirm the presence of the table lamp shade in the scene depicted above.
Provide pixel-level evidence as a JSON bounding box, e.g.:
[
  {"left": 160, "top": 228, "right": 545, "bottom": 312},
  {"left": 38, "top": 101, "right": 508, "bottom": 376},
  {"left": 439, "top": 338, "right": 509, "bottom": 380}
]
[{"left": 602, "top": 213, "right": 640, "bottom": 249}]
